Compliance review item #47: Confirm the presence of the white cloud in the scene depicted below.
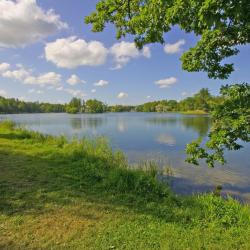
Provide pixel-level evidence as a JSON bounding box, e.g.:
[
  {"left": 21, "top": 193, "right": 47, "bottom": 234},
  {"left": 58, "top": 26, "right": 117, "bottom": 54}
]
[
  {"left": 146, "top": 95, "right": 151, "bottom": 99},
  {"left": 110, "top": 41, "right": 151, "bottom": 69},
  {"left": 65, "top": 88, "right": 86, "bottom": 98},
  {"left": 45, "top": 37, "right": 108, "bottom": 68},
  {"left": 67, "top": 74, "right": 86, "bottom": 86},
  {"left": 181, "top": 91, "right": 188, "bottom": 96},
  {"left": 0, "top": 63, "right": 10, "bottom": 73},
  {"left": 117, "top": 92, "right": 128, "bottom": 99},
  {"left": 156, "top": 134, "right": 176, "bottom": 146},
  {"left": 155, "top": 77, "right": 177, "bottom": 88},
  {"left": 142, "top": 47, "right": 151, "bottom": 58},
  {"left": 24, "top": 72, "right": 61, "bottom": 86},
  {"left": 164, "top": 39, "right": 185, "bottom": 54},
  {"left": 94, "top": 80, "right": 108, "bottom": 87},
  {"left": 0, "top": 62, "right": 63, "bottom": 88},
  {"left": 0, "top": 89, "right": 7, "bottom": 97},
  {"left": 91, "top": 89, "right": 96, "bottom": 93},
  {"left": 2, "top": 68, "right": 30, "bottom": 81},
  {"left": 0, "top": 0, "right": 67, "bottom": 48}
]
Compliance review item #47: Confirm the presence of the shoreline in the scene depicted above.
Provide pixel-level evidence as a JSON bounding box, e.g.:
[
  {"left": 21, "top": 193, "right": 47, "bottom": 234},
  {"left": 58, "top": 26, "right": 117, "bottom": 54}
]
[{"left": 0, "top": 121, "right": 249, "bottom": 249}]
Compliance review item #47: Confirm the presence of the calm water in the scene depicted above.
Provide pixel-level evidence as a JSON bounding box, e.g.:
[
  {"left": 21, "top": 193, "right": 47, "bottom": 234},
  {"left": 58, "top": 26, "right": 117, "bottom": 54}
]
[{"left": 1, "top": 112, "right": 250, "bottom": 202}]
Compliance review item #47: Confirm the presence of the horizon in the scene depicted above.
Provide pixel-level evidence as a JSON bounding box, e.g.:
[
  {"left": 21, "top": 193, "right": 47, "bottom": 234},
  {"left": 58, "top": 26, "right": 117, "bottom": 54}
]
[
  {"left": 0, "top": 0, "right": 249, "bottom": 105},
  {"left": 0, "top": 87, "right": 216, "bottom": 106}
]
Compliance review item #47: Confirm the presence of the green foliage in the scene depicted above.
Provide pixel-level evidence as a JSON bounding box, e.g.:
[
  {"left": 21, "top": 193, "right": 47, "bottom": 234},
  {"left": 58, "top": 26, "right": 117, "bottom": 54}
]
[
  {"left": 136, "top": 88, "right": 218, "bottom": 113},
  {"left": 0, "top": 89, "right": 221, "bottom": 115},
  {"left": 109, "top": 104, "right": 134, "bottom": 112},
  {"left": 85, "top": 99, "right": 107, "bottom": 113},
  {"left": 186, "top": 83, "right": 250, "bottom": 167},
  {"left": 85, "top": 0, "right": 250, "bottom": 80},
  {"left": 0, "top": 96, "right": 65, "bottom": 114},
  {"left": 65, "top": 97, "right": 83, "bottom": 113},
  {"left": 86, "top": 0, "right": 249, "bottom": 166},
  {"left": 0, "top": 121, "right": 250, "bottom": 249}
]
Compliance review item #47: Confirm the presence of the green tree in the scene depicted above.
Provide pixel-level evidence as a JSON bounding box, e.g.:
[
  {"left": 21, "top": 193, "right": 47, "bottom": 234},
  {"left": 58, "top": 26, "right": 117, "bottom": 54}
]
[
  {"left": 186, "top": 83, "right": 250, "bottom": 167},
  {"left": 86, "top": 0, "right": 250, "bottom": 166},
  {"left": 193, "top": 88, "right": 212, "bottom": 111},
  {"left": 86, "top": 0, "right": 250, "bottom": 80},
  {"left": 66, "top": 98, "right": 82, "bottom": 114},
  {"left": 85, "top": 99, "right": 106, "bottom": 113}
]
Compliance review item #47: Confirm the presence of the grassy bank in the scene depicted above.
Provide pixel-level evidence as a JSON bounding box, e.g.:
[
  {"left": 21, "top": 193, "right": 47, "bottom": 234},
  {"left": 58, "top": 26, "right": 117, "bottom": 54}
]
[{"left": 0, "top": 121, "right": 249, "bottom": 250}]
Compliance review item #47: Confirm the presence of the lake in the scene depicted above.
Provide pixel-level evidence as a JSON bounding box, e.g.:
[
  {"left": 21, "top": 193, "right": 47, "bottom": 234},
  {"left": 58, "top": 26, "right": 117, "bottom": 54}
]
[{"left": 1, "top": 112, "right": 250, "bottom": 202}]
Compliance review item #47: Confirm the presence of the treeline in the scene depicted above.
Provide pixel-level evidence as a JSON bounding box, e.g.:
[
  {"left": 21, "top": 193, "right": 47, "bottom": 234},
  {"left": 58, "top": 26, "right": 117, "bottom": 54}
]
[
  {"left": 0, "top": 88, "right": 222, "bottom": 114},
  {"left": 65, "top": 88, "right": 223, "bottom": 114},
  {"left": 136, "top": 89, "right": 223, "bottom": 113},
  {"left": 0, "top": 96, "right": 65, "bottom": 114},
  {"left": 65, "top": 98, "right": 135, "bottom": 114}
]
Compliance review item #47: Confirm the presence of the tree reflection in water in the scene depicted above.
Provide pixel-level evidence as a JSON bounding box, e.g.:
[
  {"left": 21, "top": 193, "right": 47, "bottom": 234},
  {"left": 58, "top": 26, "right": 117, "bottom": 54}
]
[
  {"left": 70, "top": 117, "right": 106, "bottom": 130},
  {"left": 146, "top": 115, "right": 211, "bottom": 137}
]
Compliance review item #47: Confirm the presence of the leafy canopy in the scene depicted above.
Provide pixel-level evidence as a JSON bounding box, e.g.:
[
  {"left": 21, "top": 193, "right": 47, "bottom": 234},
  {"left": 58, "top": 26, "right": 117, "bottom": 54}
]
[
  {"left": 186, "top": 83, "right": 250, "bottom": 167},
  {"left": 85, "top": 0, "right": 250, "bottom": 79},
  {"left": 86, "top": 0, "right": 250, "bottom": 167}
]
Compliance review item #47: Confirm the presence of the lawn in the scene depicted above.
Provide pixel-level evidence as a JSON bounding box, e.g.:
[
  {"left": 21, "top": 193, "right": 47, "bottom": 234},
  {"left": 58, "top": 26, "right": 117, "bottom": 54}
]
[{"left": 0, "top": 121, "right": 249, "bottom": 250}]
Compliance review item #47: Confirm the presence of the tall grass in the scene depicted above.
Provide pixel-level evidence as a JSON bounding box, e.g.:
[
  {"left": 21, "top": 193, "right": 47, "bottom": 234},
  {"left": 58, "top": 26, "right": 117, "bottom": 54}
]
[
  {"left": 1, "top": 120, "right": 250, "bottom": 249},
  {"left": 0, "top": 120, "right": 169, "bottom": 200}
]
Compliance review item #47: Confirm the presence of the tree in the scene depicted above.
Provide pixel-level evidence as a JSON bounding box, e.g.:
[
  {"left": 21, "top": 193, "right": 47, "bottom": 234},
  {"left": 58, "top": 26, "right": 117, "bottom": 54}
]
[
  {"left": 85, "top": 99, "right": 107, "bottom": 113},
  {"left": 193, "top": 88, "right": 212, "bottom": 111},
  {"left": 86, "top": 0, "right": 250, "bottom": 167},
  {"left": 85, "top": 0, "right": 250, "bottom": 80},
  {"left": 66, "top": 98, "right": 82, "bottom": 114},
  {"left": 186, "top": 83, "right": 250, "bottom": 167},
  {"left": 0, "top": 96, "right": 65, "bottom": 114}
]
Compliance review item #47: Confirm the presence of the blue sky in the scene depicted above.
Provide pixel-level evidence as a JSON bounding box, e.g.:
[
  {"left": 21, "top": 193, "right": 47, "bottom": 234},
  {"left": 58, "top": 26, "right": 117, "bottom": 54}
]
[{"left": 0, "top": 0, "right": 249, "bottom": 105}]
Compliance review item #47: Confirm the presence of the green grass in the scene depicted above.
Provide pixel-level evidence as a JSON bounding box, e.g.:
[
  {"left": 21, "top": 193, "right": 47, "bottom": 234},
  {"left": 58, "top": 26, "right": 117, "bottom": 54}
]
[{"left": 0, "top": 121, "right": 249, "bottom": 250}]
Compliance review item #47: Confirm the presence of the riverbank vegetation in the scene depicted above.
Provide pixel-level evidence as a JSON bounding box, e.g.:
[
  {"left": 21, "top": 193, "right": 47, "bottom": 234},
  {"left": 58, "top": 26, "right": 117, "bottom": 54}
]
[
  {"left": 0, "top": 96, "right": 65, "bottom": 114},
  {"left": 0, "top": 120, "right": 250, "bottom": 249},
  {"left": 0, "top": 88, "right": 221, "bottom": 114}
]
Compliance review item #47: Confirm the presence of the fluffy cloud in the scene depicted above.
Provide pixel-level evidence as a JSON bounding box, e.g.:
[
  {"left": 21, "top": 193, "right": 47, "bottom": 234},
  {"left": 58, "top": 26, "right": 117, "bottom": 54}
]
[
  {"left": 0, "top": 62, "right": 61, "bottom": 87},
  {"left": 155, "top": 77, "right": 177, "bottom": 88},
  {"left": 110, "top": 41, "right": 151, "bottom": 69},
  {"left": 94, "top": 80, "right": 108, "bottom": 87},
  {"left": 164, "top": 39, "right": 185, "bottom": 54},
  {"left": 146, "top": 95, "right": 151, "bottom": 99},
  {"left": 91, "top": 89, "right": 96, "bottom": 93},
  {"left": 45, "top": 37, "right": 108, "bottom": 68},
  {"left": 117, "top": 92, "right": 128, "bottom": 99},
  {"left": 0, "top": 0, "right": 67, "bottom": 48},
  {"left": 142, "top": 47, "right": 151, "bottom": 58},
  {"left": 24, "top": 72, "right": 61, "bottom": 86},
  {"left": 65, "top": 88, "right": 86, "bottom": 98},
  {"left": 0, "top": 63, "right": 10, "bottom": 73},
  {"left": 0, "top": 89, "right": 7, "bottom": 97},
  {"left": 1, "top": 68, "right": 30, "bottom": 81},
  {"left": 67, "top": 74, "right": 86, "bottom": 86},
  {"left": 54, "top": 86, "right": 86, "bottom": 98}
]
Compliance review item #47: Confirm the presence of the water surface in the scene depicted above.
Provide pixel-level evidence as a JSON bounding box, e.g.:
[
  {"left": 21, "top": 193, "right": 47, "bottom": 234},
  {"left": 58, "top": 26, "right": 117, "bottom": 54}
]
[{"left": 1, "top": 112, "right": 249, "bottom": 202}]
